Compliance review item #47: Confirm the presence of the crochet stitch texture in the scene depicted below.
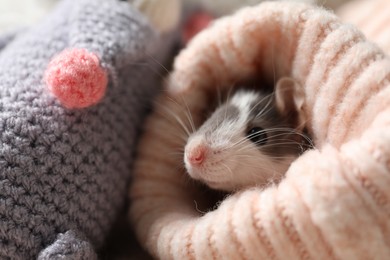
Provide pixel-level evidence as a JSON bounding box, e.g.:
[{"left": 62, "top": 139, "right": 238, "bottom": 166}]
[{"left": 0, "top": 0, "right": 169, "bottom": 258}]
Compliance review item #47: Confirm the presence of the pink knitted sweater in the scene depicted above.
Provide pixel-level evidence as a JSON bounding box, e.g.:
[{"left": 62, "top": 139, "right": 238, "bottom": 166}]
[{"left": 130, "top": 1, "right": 390, "bottom": 259}]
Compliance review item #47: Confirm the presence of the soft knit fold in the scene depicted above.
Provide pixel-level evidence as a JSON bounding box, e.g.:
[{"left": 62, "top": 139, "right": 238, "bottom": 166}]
[{"left": 130, "top": 2, "right": 390, "bottom": 259}]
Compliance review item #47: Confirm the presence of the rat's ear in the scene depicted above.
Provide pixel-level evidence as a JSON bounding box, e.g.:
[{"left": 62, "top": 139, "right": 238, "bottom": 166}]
[{"left": 275, "top": 77, "right": 305, "bottom": 127}]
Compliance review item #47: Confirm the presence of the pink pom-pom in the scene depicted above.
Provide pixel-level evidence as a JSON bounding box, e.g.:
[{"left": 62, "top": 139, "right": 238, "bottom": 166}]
[{"left": 45, "top": 48, "right": 108, "bottom": 108}]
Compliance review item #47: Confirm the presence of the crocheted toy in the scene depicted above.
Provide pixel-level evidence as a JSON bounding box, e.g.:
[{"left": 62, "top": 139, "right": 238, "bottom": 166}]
[
  {"left": 0, "top": 0, "right": 179, "bottom": 258},
  {"left": 129, "top": 2, "right": 390, "bottom": 259},
  {"left": 43, "top": 0, "right": 181, "bottom": 109}
]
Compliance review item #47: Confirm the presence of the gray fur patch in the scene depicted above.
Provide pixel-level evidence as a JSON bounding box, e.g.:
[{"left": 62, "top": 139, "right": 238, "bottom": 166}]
[
  {"left": 247, "top": 93, "right": 303, "bottom": 158},
  {"left": 198, "top": 103, "right": 240, "bottom": 135}
]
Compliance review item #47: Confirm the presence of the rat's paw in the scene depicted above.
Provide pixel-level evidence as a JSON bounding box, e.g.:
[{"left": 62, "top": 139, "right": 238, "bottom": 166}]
[{"left": 45, "top": 48, "right": 108, "bottom": 109}]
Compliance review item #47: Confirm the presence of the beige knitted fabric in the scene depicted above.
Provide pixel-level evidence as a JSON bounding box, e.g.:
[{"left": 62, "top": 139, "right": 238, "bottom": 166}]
[{"left": 129, "top": 2, "right": 390, "bottom": 259}]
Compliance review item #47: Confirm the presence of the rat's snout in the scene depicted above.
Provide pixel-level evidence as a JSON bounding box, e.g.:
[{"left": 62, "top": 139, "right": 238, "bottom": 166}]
[
  {"left": 186, "top": 143, "right": 208, "bottom": 165},
  {"left": 185, "top": 138, "right": 209, "bottom": 166}
]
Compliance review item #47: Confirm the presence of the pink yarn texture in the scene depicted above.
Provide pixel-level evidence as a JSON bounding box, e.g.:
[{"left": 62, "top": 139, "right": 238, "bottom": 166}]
[
  {"left": 129, "top": 1, "right": 390, "bottom": 259},
  {"left": 45, "top": 48, "right": 108, "bottom": 108}
]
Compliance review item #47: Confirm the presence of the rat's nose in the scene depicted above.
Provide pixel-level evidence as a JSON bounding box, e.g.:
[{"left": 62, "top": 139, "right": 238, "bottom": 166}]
[{"left": 186, "top": 143, "right": 208, "bottom": 166}]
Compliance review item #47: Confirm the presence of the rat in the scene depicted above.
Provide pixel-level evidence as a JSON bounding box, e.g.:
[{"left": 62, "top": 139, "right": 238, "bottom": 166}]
[{"left": 184, "top": 78, "right": 312, "bottom": 192}]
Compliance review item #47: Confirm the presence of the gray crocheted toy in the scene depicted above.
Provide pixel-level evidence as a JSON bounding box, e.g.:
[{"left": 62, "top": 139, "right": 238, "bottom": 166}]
[{"left": 0, "top": 0, "right": 175, "bottom": 258}]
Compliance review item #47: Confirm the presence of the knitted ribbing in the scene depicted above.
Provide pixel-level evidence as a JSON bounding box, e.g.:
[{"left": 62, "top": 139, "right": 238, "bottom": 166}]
[
  {"left": 0, "top": 0, "right": 169, "bottom": 258},
  {"left": 338, "top": 0, "right": 390, "bottom": 53},
  {"left": 130, "top": 2, "right": 390, "bottom": 259}
]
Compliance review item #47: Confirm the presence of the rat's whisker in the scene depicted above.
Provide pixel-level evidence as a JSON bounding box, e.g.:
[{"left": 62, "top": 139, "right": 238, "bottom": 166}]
[
  {"left": 217, "top": 87, "right": 223, "bottom": 107},
  {"left": 255, "top": 95, "right": 274, "bottom": 119},
  {"left": 221, "top": 162, "right": 234, "bottom": 180},
  {"left": 162, "top": 99, "right": 196, "bottom": 138},
  {"left": 268, "top": 127, "right": 313, "bottom": 144},
  {"left": 158, "top": 105, "right": 192, "bottom": 138},
  {"left": 179, "top": 96, "right": 196, "bottom": 134},
  {"left": 143, "top": 120, "right": 188, "bottom": 142},
  {"left": 169, "top": 151, "right": 185, "bottom": 156},
  {"left": 221, "top": 158, "right": 271, "bottom": 182},
  {"left": 247, "top": 91, "right": 274, "bottom": 116},
  {"left": 145, "top": 52, "right": 170, "bottom": 75}
]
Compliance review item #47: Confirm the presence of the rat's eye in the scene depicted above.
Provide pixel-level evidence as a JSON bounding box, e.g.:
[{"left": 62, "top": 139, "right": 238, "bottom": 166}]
[{"left": 246, "top": 127, "right": 267, "bottom": 145}]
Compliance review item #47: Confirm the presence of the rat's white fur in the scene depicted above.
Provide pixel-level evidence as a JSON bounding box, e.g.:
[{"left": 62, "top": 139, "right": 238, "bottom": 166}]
[{"left": 184, "top": 90, "right": 296, "bottom": 191}]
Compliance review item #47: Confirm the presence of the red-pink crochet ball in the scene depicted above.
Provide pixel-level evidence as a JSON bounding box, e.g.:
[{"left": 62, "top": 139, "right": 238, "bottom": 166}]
[{"left": 45, "top": 48, "right": 108, "bottom": 109}]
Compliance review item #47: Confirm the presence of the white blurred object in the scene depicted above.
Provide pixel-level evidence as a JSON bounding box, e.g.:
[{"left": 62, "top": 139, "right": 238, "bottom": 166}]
[
  {"left": 0, "top": 0, "right": 182, "bottom": 35},
  {"left": 0, "top": 0, "right": 57, "bottom": 32},
  {"left": 129, "top": 0, "right": 182, "bottom": 34}
]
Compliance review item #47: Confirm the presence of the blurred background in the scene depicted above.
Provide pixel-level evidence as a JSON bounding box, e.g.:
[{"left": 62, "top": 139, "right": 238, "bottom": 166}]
[
  {"left": 0, "top": 0, "right": 352, "bottom": 34},
  {"left": 0, "top": 0, "right": 57, "bottom": 32}
]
